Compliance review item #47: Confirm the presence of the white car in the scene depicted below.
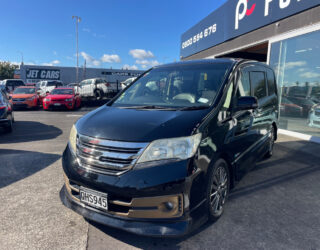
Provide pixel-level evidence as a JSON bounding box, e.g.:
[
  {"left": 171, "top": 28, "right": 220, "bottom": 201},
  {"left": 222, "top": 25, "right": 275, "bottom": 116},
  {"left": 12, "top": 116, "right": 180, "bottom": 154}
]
[
  {"left": 308, "top": 104, "right": 320, "bottom": 128},
  {"left": 121, "top": 77, "right": 137, "bottom": 90},
  {"left": 38, "top": 80, "right": 63, "bottom": 97},
  {"left": 78, "top": 78, "right": 120, "bottom": 100}
]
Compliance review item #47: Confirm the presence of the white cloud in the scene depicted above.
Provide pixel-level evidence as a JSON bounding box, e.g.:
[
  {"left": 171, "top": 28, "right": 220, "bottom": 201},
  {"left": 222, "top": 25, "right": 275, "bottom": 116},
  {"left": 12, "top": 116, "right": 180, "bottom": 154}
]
[
  {"left": 80, "top": 52, "right": 101, "bottom": 67},
  {"left": 299, "top": 71, "right": 320, "bottom": 79},
  {"left": 122, "top": 64, "right": 138, "bottom": 70},
  {"left": 83, "top": 28, "right": 91, "bottom": 33},
  {"left": 53, "top": 51, "right": 57, "bottom": 56},
  {"left": 101, "top": 54, "right": 121, "bottom": 63},
  {"left": 135, "top": 59, "right": 160, "bottom": 69},
  {"left": 297, "top": 68, "right": 308, "bottom": 72},
  {"left": 42, "top": 60, "right": 60, "bottom": 66},
  {"left": 285, "top": 61, "right": 307, "bottom": 70},
  {"left": 129, "top": 49, "right": 154, "bottom": 60}
]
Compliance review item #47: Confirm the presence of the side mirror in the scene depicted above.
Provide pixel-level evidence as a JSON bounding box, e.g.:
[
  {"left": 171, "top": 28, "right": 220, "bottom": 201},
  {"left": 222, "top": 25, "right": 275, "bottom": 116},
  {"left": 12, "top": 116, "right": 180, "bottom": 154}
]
[
  {"left": 236, "top": 96, "right": 258, "bottom": 111},
  {"left": 8, "top": 95, "right": 12, "bottom": 100}
]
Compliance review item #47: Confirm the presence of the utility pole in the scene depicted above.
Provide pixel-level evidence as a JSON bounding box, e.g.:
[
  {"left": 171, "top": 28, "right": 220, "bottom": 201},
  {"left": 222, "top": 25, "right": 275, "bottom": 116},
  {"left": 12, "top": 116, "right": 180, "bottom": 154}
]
[
  {"left": 72, "top": 16, "right": 81, "bottom": 83},
  {"left": 18, "top": 51, "right": 24, "bottom": 65}
]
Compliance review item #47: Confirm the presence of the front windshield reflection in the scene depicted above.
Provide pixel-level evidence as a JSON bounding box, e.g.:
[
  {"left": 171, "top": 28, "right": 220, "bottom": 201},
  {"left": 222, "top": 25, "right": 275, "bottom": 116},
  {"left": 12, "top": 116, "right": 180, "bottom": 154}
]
[{"left": 112, "top": 63, "right": 231, "bottom": 109}]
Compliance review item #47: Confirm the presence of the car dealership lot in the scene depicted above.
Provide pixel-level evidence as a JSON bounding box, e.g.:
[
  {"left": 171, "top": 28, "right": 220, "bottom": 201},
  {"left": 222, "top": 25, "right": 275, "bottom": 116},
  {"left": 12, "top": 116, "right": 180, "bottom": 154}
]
[{"left": 0, "top": 109, "right": 320, "bottom": 250}]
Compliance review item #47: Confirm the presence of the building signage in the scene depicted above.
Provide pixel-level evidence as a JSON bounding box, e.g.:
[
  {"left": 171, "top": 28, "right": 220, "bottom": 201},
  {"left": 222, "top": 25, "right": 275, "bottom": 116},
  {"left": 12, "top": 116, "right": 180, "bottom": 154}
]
[
  {"left": 26, "top": 68, "right": 60, "bottom": 80},
  {"left": 180, "top": 0, "right": 320, "bottom": 58}
]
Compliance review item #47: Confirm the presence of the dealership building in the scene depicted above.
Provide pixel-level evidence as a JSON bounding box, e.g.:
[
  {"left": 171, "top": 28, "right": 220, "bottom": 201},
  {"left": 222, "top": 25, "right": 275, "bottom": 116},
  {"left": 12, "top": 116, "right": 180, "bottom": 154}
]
[
  {"left": 16, "top": 64, "right": 144, "bottom": 85},
  {"left": 181, "top": 0, "right": 320, "bottom": 142}
]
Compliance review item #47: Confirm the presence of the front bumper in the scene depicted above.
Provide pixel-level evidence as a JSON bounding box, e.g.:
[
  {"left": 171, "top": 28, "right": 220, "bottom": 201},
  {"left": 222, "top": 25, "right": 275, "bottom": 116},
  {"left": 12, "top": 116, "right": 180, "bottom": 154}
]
[
  {"left": 0, "top": 118, "right": 10, "bottom": 127},
  {"left": 43, "top": 101, "right": 74, "bottom": 110},
  {"left": 61, "top": 145, "right": 207, "bottom": 236},
  {"left": 13, "top": 100, "right": 37, "bottom": 109},
  {"left": 61, "top": 185, "right": 192, "bottom": 236}
]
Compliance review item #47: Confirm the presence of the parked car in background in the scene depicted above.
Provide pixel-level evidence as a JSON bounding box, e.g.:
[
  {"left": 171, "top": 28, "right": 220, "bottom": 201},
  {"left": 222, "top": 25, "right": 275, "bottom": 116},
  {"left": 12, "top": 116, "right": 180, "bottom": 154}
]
[
  {"left": 26, "top": 83, "right": 37, "bottom": 87},
  {"left": 38, "top": 80, "right": 63, "bottom": 97},
  {"left": 287, "top": 96, "right": 316, "bottom": 117},
  {"left": 61, "top": 59, "right": 279, "bottom": 236},
  {"left": 78, "top": 78, "right": 120, "bottom": 100},
  {"left": 43, "top": 87, "right": 81, "bottom": 110},
  {"left": 308, "top": 104, "right": 320, "bottom": 128},
  {"left": 280, "top": 97, "right": 303, "bottom": 117},
  {"left": 1, "top": 79, "right": 25, "bottom": 93},
  {"left": 11, "top": 86, "right": 40, "bottom": 110},
  {"left": 121, "top": 77, "right": 137, "bottom": 90},
  {"left": 0, "top": 90, "right": 14, "bottom": 133}
]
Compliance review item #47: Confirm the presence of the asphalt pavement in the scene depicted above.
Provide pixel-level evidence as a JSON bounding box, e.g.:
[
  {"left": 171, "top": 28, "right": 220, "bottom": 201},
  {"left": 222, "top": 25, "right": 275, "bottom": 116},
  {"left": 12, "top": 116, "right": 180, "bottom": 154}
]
[{"left": 0, "top": 107, "right": 319, "bottom": 250}]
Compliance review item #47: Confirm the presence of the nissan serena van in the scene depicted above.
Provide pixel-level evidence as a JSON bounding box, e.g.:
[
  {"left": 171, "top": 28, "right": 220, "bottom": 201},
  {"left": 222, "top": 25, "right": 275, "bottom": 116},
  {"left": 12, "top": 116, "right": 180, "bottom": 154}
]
[{"left": 61, "top": 59, "right": 279, "bottom": 236}]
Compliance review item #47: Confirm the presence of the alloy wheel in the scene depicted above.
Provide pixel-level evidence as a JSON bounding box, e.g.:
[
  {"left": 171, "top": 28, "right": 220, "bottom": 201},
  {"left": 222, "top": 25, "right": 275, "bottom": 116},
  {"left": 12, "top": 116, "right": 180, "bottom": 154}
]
[{"left": 210, "top": 165, "right": 228, "bottom": 214}]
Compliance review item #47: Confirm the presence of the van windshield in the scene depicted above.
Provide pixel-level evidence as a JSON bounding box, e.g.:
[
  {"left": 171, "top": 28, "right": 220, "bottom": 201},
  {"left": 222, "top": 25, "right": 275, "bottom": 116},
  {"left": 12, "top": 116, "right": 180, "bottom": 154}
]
[{"left": 112, "top": 63, "right": 231, "bottom": 109}]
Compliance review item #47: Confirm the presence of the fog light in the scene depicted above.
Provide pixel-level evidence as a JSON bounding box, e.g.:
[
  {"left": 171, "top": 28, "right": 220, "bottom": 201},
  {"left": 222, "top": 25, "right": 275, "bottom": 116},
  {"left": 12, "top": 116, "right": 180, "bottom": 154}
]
[{"left": 164, "top": 202, "right": 174, "bottom": 211}]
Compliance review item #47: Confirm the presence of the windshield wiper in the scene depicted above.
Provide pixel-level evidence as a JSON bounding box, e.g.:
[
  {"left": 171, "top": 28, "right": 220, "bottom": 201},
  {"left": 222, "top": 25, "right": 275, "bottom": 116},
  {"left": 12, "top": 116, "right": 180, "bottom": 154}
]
[
  {"left": 179, "top": 106, "right": 210, "bottom": 111},
  {"left": 118, "top": 105, "right": 178, "bottom": 110}
]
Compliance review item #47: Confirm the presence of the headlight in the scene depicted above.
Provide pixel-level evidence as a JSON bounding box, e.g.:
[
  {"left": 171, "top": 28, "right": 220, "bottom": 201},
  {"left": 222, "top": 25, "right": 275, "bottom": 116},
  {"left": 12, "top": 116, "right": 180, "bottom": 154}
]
[
  {"left": 137, "top": 133, "right": 202, "bottom": 164},
  {"left": 44, "top": 98, "right": 51, "bottom": 102},
  {"left": 69, "top": 125, "right": 77, "bottom": 153},
  {"left": 27, "top": 96, "right": 35, "bottom": 100},
  {"left": 65, "top": 98, "right": 73, "bottom": 102}
]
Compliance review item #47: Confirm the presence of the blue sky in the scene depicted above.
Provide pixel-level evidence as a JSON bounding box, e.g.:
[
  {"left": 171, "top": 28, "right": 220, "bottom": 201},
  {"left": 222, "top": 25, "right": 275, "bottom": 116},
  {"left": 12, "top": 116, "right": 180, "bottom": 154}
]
[{"left": 0, "top": 0, "right": 226, "bottom": 70}]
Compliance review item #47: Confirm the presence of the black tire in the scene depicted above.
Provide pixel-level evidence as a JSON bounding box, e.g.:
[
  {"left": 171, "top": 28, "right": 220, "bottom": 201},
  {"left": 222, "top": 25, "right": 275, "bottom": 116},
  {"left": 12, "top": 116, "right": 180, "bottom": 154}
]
[
  {"left": 4, "top": 118, "right": 13, "bottom": 133},
  {"left": 265, "top": 126, "right": 275, "bottom": 158},
  {"left": 94, "top": 89, "right": 103, "bottom": 101},
  {"left": 206, "top": 159, "right": 230, "bottom": 221}
]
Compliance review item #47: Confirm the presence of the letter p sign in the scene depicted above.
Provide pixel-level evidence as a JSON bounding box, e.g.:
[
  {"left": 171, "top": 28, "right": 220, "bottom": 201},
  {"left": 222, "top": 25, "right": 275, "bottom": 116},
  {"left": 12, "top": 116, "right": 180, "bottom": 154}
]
[{"left": 235, "top": 0, "right": 247, "bottom": 30}]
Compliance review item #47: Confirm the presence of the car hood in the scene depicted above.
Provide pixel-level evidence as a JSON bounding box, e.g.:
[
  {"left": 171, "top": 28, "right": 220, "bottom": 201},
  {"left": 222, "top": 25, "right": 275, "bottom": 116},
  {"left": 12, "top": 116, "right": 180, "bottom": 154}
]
[
  {"left": 76, "top": 106, "right": 209, "bottom": 142},
  {"left": 47, "top": 94, "right": 74, "bottom": 99},
  {"left": 12, "top": 94, "right": 36, "bottom": 98}
]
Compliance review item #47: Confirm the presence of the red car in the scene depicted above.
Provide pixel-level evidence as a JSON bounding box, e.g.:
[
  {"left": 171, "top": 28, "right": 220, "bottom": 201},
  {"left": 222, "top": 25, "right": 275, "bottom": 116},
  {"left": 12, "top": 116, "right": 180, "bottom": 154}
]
[{"left": 43, "top": 87, "right": 81, "bottom": 110}]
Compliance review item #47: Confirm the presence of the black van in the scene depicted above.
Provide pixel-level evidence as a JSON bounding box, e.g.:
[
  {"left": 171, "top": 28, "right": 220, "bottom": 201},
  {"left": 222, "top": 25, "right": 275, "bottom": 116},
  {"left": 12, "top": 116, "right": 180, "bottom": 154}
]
[{"left": 61, "top": 59, "right": 279, "bottom": 236}]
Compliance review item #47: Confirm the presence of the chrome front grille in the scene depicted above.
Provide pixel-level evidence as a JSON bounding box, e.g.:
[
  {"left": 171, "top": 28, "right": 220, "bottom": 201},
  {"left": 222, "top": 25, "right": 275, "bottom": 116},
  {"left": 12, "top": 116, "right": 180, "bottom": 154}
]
[{"left": 76, "top": 134, "right": 148, "bottom": 175}]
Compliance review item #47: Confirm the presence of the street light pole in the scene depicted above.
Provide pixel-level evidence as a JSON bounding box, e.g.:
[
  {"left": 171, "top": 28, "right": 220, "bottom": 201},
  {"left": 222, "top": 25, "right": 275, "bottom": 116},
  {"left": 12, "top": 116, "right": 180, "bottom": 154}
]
[{"left": 72, "top": 16, "right": 81, "bottom": 83}]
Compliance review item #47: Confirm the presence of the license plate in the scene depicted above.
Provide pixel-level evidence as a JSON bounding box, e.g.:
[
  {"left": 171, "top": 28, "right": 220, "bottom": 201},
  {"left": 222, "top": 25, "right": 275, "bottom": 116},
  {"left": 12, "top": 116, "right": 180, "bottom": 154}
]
[
  {"left": 79, "top": 188, "right": 108, "bottom": 211},
  {"left": 54, "top": 103, "right": 61, "bottom": 106}
]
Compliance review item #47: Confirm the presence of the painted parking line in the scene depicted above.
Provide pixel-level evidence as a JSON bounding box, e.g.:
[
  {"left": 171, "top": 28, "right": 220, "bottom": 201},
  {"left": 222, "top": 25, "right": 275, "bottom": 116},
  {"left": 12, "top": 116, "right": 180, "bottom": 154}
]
[{"left": 66, "top": 115, "right": 83, "bottom": 117}]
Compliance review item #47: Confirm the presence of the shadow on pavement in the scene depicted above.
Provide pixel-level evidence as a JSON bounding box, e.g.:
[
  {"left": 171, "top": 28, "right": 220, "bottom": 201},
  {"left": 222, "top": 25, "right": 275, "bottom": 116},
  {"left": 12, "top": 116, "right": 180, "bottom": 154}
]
[
  {"left": 0, "top": 121, "right": 63, "bottom": 144},
  {"left": 86, "top": 139, "right": 320, "bottom": 249},
  {"left": 0, "top": 149, "right": 61, "bottom": 188}
]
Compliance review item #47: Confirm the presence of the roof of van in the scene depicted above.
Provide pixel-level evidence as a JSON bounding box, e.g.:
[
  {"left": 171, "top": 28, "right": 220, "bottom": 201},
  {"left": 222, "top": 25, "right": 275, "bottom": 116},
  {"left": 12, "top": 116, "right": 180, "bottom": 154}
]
[{"left": 154, "top": 58, "right": 241, "bottom": 68}]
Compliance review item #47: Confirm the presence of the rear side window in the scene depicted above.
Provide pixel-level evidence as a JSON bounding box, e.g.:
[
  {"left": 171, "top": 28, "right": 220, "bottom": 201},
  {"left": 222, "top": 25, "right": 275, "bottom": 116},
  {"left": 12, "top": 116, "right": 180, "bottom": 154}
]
[
  {"left": 250, "top": 71, "right": 267, "bottom": 100},
  {"left": 267, "top": 69, "right": 276, "bottom": 95}
]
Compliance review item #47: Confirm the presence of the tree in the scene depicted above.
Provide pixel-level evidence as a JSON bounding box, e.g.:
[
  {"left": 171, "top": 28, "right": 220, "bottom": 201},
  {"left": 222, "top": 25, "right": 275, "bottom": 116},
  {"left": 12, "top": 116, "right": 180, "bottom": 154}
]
[{"left": 0, "top": 61, "right": 18, "bottom": 80}]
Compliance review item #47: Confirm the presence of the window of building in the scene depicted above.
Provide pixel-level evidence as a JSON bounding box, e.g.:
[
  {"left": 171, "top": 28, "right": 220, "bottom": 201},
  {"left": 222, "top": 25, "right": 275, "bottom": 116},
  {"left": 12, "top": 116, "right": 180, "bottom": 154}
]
[{"left": 269, "top": 29, "right": 320, "bottom": 137}]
